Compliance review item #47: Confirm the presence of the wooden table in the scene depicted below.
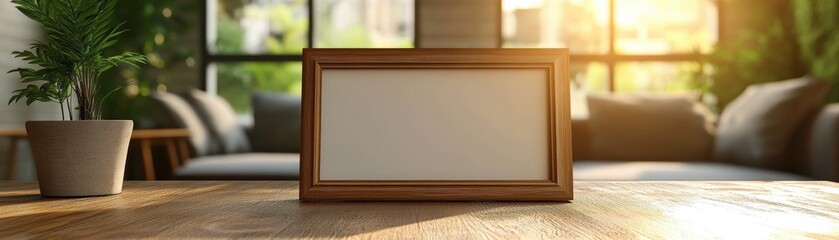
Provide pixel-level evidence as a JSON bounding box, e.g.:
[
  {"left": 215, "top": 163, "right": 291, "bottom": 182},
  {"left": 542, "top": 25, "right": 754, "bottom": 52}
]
[
  {"left": 0, "top": 129, "right": 26, "bottom": 181},
  {"left": 0, "top": 128, "right": 190, "bottom": 181},
  {"left": 0, "top": 181, "right": 836, "bottom": 239},
  {"left": 129, "top": 128, "right": 191, "bottom": 180}
]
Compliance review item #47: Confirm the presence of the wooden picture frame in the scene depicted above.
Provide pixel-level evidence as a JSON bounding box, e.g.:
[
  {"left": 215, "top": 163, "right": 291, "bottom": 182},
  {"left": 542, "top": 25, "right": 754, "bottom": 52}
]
[{"left": 300, "top": 49, "right": 572, "bottom": 201}]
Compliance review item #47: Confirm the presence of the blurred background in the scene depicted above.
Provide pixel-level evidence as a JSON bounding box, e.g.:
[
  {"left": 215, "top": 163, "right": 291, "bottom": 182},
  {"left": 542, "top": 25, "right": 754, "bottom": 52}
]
[{"left": 1, "top": 0, "right": 837, "bottom": 181}]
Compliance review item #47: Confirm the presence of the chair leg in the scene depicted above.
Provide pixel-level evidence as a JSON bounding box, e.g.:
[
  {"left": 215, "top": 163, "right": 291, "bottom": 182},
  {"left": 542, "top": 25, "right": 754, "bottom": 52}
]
[
  {"left": 5, "top": 138, "right": 18, "bottom": 181},
  {"left": 165, "top": 139, "right": 180, "bottom": 172},
  {"left": 177, "top": 138, "right": 190, "bottom": 164},
  {"left": 140, "top": 139, "right": 156, "bottom": 180}
]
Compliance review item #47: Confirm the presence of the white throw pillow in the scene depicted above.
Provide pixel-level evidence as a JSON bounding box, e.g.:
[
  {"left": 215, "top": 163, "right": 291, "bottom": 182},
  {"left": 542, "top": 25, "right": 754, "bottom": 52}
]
[{"left": 184, "top": 89, "right": 252, "bottom": 154}]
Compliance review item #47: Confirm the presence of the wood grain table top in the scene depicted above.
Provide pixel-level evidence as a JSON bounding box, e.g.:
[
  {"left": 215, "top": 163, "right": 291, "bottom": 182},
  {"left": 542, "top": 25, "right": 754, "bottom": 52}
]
[{"left": 0, "top": 181, "right": 836, "bottom": 239}]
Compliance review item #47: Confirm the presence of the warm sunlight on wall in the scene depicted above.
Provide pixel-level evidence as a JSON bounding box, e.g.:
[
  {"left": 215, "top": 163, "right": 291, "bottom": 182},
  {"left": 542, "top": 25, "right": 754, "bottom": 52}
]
[
  {"left": 614, "top": 0, "right": 717, "bottom": 54},
  {"left": 504, "top": 0, "right": 716, "bottom": 53},
  {"left": 502, "top": 0, "right": 544, "bottom": 10},
  {"left": 503, "top": 0, "right": 718, "bottom": 101}
]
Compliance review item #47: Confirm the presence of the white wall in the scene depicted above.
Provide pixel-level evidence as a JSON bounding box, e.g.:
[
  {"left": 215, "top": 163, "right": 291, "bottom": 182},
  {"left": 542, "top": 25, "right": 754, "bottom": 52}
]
[{"left": 0, "top": 1, "right": 60, "bottom": 180}]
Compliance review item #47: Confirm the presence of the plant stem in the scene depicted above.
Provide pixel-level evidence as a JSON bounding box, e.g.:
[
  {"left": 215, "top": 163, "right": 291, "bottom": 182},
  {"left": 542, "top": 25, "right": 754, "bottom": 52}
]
[
  {"left": 59, "top": 100, "right": 65, "bottom": 121},
  {"left": 66, "top": 97, "right": 73, "bottom": 121},
  {"left": 75, "top": 66, "right": 99, "bottom": 120}
]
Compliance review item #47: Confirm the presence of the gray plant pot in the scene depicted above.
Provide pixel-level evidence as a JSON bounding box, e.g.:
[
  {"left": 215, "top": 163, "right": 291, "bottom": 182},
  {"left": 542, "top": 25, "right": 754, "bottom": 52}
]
[{"left": 26, "top": 120, "right": 133, "bottom": 197}]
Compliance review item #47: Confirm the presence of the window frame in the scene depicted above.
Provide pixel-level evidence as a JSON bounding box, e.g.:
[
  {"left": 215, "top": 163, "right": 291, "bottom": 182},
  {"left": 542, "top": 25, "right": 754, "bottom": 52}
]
[
  {"left": 200, "top": 0, "right": 419, "bottom": 92},
  {"left": 200, "top": 0, "right": 723, "bottom": 93},
  {"left": 502, "top": 0, "right": 723, "bottom": 92},
  {"left": 200, "top": 1, "right": 310, "bottom": 91}
]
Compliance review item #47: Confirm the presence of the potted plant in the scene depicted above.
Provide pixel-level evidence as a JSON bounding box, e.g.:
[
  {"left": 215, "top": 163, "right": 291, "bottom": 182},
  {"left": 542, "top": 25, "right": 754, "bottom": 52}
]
[{"left": 7, "top": 0, "right": 146, "bottom": 197}]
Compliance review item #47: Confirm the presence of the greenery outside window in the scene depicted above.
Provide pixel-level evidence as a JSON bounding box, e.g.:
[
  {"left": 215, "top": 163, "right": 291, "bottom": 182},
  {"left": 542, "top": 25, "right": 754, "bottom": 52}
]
[{"left": 205, "top": 0, "right": 414, "bottom": 114}]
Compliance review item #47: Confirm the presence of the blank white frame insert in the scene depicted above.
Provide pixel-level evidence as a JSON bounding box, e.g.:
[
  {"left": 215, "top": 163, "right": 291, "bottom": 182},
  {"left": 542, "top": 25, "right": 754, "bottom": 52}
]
[{"left": 318, "top": 68, "right": 550, "bottom": 181}]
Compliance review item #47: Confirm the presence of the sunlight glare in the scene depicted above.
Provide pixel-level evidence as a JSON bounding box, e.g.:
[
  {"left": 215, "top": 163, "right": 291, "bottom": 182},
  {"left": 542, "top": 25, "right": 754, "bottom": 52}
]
[
  {"left": 667, "top": 200, "right": 839, "bottom": 239},
  {"left": 503, "top": 0, "right": 544, "bottom": 11}
]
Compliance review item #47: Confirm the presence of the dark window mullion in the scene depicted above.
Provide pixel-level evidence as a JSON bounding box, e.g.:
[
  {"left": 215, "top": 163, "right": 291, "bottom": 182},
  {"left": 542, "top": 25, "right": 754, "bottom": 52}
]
[{"left": 201, "top": 0, "right": 209, "bottom": 91}]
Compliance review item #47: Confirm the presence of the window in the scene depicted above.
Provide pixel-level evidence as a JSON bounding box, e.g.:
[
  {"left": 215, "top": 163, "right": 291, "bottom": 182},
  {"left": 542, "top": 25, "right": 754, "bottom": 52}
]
[
  {"left": 503, "top": 0, "right": 718, "bottom": 95},
  {"left": 204, "top": 0, "right": 414, "bottom": 113},
  {"left": 205, "top": 0, "right": 713, "bottom": 115},
  {"left": 314, "top": 0, "right": 414, "bottom": 48}
]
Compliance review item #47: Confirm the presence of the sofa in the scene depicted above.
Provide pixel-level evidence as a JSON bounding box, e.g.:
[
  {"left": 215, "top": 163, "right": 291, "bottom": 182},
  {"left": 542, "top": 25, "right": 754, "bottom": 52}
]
[
  {"left": 151, "top": 76, "right": 839, "bottom": 181},
  {"left": 150, "top": 90, "right": 301, "bottom": 180},
  {"left": 574, "top": 76, "right": 838, "bottom": 181}
]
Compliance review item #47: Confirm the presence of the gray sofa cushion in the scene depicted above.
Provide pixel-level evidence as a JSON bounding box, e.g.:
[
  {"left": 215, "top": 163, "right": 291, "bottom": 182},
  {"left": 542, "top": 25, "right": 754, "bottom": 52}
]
[
  {"left": 251, "top": 92, "right": 301, "bottom": 153},
  {"left": 714, "top": 76, "right": 828, "bottom": 168},
  {"left": 175, "top": 153, "right": 299, "bottom": 180},
  {"left": 808, "top": 104, "right": 839, "bottom": 181},
  {"left": 586, "top": 94, "right": 716, "bottom": 161},
  {"left": 150, "top": 92, "right": 221, "bottom": 156},
  {"left": 574, "top": 160, "right": 810, "bottom": 181},
  {"left": 185, "top": 89, "right": 251, "bottom": 154}
]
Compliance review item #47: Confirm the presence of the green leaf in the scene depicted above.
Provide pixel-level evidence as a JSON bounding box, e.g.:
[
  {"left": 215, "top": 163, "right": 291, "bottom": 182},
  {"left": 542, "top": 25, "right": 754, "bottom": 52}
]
[{"left": 7, "top": 0, "right": 145, "bottom": 116}]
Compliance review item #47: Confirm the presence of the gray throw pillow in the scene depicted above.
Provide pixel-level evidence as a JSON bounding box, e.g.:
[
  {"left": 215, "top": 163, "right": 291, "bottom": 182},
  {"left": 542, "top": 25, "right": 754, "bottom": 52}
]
[
  {"left": 251, "top": 92, "right": 301, "bottom": 153},
  {"left": 714, "top": 76, "right": 828, "bottom": 168},
  {"left": 184, "top": 89, "right": 252, "bottom": 154},
  {"left": 586, "top": 94, "right": 716, "bottom": 161},
  {"left": 150, "top": 92, "right": 221, "bottom": 156}
]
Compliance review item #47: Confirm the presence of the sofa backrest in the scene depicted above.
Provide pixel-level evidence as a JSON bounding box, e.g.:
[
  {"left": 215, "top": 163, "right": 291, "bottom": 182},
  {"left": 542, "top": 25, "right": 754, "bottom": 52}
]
[
  {"left": 803, "top": 104, "right": 839, "bottom": 181},
  {"left": 573, "top": 92, "right": 837, "bottom": 180},
  {"left": 249, "top": 92, "right": 301, "bottom": 153},
  {"left": 573, "top": 94, "right": 716, "bottom": 162}
]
